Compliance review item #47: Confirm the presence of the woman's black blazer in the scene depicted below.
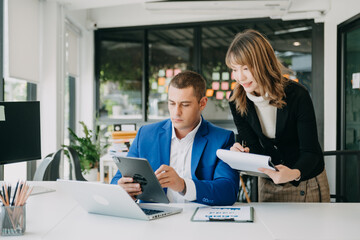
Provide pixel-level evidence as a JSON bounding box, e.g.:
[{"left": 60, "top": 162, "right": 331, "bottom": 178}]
[{"left": 229, "top": 81, "right": 324, "bottom": 182}]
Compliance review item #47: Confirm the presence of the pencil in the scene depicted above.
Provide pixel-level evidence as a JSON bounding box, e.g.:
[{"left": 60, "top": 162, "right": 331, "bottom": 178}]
[
  {"left": 23, "top": 186, "right": 33, "bottom": 205},
  {"left": 0, "top": 193, "right": 6, "bottom": 206}
]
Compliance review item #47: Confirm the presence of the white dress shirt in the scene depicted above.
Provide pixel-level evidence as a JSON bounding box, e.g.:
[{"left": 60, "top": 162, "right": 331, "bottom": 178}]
[{"left": 167, "top": 118, "right": 202, "bottom": 203}]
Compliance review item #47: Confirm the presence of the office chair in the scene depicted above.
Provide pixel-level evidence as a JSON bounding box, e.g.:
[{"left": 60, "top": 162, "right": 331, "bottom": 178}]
[
  {"left": 64, "top": 147, "right": 87, "bottom": 181},
  {"left": 33, "top": 149, "right": 63, "bottom": 181},
  {"left": 33, "top": 153, "right": 54, "bottom": 181},
  {"left": 33, "top": 147, "right": 87, "bottom": 181}
]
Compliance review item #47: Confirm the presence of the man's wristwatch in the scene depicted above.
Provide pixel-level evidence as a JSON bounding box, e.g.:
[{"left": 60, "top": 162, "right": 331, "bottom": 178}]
[
  {"left": 294, "top": 175, "right": 301, "bottom": 181},
  {"left": 180, "top": 182, "right": 187, "bottom": 196}
]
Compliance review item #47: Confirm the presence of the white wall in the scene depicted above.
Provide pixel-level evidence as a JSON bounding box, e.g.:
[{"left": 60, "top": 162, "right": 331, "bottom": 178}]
[
  {"left": 39, "top": 1, "right": 63, "bottom": 159},
  {"left": 66, "top": 10, "right": 95, "bottom": 132},
  {"left": 87, "top": 3, "right": 268, "bottom": 29},
  {"left": 38, "top": 5, "right": 94, "bottom": 162}
]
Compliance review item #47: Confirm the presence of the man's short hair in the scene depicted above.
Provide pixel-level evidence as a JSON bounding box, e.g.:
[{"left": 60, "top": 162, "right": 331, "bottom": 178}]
[{"left": 169, "top": 71, "right": 206, "bottom": 101}]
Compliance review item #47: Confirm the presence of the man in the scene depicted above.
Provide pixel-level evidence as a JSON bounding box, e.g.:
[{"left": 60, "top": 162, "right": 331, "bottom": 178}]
[{"left": 111, "top": 71, "right": 239, "bottom": 206}]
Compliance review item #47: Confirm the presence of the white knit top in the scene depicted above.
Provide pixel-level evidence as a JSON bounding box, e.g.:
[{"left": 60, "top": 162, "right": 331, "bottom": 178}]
[{"left": 246, "top": 92, "right": 277, "bottom": 139}]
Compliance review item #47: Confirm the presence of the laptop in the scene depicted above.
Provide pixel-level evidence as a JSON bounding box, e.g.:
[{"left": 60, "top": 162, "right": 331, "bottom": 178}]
[{"left": 57, "top": 180, "right": 182, "bottom": 221}]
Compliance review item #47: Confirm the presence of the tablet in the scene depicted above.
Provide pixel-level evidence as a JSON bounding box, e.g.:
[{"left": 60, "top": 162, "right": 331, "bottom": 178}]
[{"left": 112, "top": 155, "right": 170, "bottom": 204}]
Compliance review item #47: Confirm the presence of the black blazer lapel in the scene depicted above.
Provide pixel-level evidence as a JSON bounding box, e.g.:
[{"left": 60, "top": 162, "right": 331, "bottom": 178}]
[
  {"left": 246, "top": 100, "right": 263, "bottom": 137},
  {"left": 276, "top": 103, "right": 288, "bottom": 140}
]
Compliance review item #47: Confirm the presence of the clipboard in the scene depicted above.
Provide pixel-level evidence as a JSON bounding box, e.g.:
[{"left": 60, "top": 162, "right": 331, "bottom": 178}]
[
  {"left": 216, "top": 149, "right": 278, "bottom": 178},
  {"left": 191, "top": 206, "right": 254, "bottom": 222}
]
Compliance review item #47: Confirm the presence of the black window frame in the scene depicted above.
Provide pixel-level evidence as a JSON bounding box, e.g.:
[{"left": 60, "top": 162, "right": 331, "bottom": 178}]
[
  {"left": 0, "top": 0, "right": 3, "bottom": 180},
  {"left": 336, "top": 13, "right": 360, "bottom": 202},
  {"left": 337, "top": 13, "right": 360, "bottom": 150}
]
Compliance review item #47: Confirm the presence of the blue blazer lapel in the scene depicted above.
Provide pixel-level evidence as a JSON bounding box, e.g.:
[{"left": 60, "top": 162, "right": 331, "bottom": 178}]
[
  {"left": 191, "top": 119, "right": 208, "bottom": 179},
  {"left": 159, "top": 119, "right": 172, "bottom": 166}
]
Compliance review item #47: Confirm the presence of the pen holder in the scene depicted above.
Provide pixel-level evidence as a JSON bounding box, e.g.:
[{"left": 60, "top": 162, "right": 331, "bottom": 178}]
[{"left": 0, "top": 204, "right": 26, "bottom": 236}]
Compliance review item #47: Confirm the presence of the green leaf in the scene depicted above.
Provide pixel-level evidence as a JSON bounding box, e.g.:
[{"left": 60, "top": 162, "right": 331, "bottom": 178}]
[{"left": 63, "top": 121, "right": 109, "bottom": 172}]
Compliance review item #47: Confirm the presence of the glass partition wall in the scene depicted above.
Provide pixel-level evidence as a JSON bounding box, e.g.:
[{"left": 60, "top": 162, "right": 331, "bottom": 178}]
[
  {"left": 337, "top": 14, "right": 360, "bottom": 201},
  {"left": 95, "top": 19, "right": 321, "bottom": 129},
  {"left": 148, "top": 28, "right": 194, "bottom": 120},
  {"left": 97, "top": 30, "right": 143, "bottom": 120}
]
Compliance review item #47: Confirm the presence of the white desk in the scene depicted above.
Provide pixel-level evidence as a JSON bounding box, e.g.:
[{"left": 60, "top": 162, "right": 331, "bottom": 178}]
[{"left": 4, "top": 182, "right": 360, "bottom": 240}]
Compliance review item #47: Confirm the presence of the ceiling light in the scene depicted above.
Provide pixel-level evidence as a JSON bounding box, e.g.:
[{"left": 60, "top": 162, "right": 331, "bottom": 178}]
[{"left": 293, "top": 41, "right": 301, "bottom": 46}]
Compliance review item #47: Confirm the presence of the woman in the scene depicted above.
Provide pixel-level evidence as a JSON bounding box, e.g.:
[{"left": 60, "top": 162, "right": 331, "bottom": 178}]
[{"left": 226, "top": 29, "right": 330, "bottom": 202}]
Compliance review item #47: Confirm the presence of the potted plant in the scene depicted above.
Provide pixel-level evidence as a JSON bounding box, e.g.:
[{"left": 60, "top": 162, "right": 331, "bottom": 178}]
[{"left": 64, "top": 121, "right": 109, "bottom": 181}]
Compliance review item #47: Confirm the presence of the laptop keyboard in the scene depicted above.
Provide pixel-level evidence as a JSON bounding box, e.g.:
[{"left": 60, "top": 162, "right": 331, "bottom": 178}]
[{"left": 142, "top": 208, "right": 164, "bottom": 215}]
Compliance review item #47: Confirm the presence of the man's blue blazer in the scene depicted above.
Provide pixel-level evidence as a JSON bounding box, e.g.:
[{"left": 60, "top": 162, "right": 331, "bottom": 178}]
[{"left": 111, "top": 118, "right": 239, "bottom": 206}]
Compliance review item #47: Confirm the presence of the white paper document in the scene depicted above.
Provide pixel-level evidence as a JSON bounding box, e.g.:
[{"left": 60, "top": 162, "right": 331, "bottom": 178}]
[
  {"left": 191, "top": 206, "right": 254, "bottom": 222},
  {"left": 352, "top": 72, "right": 360, "bottom": 89},
  {"left": 216, "top": 149, "right": 275, "bottom": 177},
  {"left": 0, "top": 106, "right": 5, "bottom": 121}
]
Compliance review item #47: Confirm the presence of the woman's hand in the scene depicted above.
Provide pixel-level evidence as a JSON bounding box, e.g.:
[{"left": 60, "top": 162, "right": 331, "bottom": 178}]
[
  {"left": 230, "top": 142, "right": 250, "bottom": 153},
  {"left": 258, "top": 165, "right": 301, "bottom": 184}
]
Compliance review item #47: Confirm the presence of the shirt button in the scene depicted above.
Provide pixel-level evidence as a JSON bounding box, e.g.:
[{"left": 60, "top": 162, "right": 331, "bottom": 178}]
[{"left": 300, "top": 190, "right": 305, "bottom": 196}]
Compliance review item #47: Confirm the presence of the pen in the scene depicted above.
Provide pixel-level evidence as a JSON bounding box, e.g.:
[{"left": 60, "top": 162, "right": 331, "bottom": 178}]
[
  {"left": 11, "top": 181, "right": 20, "bottom": 206},
  {"left": 8, "top": 185, "right": 11, "bottom": 204},
  {"left": 209, "top": 218, "right": 235, "bottom": 222},
  {"left": 268, "top": 159, "right": 279, "bottom": 171},
  {"left": 0, "top": 192, "right": 5, "bottom": 206},
  {"left": 2, "top": 185, "right": 6, "bottom": 204},
  {"left": 0, "top": 189, "right": 4, "bottom": 206},
  {"left": 241, "top": 140, "right": 248, "bottom": 152}
]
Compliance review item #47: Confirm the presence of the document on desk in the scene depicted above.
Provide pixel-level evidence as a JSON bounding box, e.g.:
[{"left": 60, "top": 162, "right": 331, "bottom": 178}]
[
  {"left": 216, "top": 149, "right": 276, "bottom": 178},
  {"left": 191, "top": 206, "right": 254, "bottom": 222}
]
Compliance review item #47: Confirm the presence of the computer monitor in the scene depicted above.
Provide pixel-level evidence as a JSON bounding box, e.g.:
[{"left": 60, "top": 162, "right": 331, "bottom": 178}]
[{"left": 0, "top": 101, "right": 41, "bottom": 165}]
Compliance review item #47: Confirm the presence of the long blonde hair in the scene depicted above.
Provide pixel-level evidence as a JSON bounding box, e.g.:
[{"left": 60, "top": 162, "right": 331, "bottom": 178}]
[{"left": 226, "top": 29, "right": 289, "bottom": 116}]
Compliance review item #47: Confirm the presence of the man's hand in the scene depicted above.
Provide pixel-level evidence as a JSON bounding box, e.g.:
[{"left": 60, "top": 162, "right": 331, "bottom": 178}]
[
  {"left": 155, "top": 165, "right": 185, "bottom": 193},
  {"left": 230, "top": 142, "right": 250, "bottom": 153},
  {"left": 117, "top": 177, "right": 142, "bottom": 200},
  {"left": 258, "top": 165, "right": 301, "bottom": 184}
]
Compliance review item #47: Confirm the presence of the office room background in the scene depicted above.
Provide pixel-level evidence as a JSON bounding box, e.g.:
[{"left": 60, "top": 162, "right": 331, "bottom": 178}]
[{"left": 0, "top": 0, "right": 360, "bottom": 202}]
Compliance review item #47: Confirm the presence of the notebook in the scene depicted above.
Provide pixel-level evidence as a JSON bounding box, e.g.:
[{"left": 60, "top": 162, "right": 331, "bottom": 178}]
[{"left": 57, "top": 180, "right": 182, "bottom": 221}]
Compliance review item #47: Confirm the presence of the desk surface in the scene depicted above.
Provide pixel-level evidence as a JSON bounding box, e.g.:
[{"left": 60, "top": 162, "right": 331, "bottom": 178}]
[{"left": 3, "top": 182, "right": 360, "bottom": 240}]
